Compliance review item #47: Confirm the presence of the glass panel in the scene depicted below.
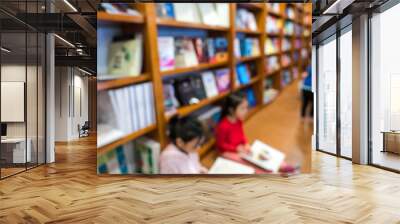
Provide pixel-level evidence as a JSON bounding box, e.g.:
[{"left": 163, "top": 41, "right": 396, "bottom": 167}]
[
  {"left": 27, "top": 31, "right": 38, "bottom": 169},
  {"left": 317, "top": 36, "right": 337, "bottom": 154},
  {"left": 339, "top": 28, "right": 352, "bottom": 158},
  {"left": 38, "top": 33, "right": 45, "bottom": 165},
  {"left": 1, "top": 31, "right": 27, "bottom": 177},
  {"left": 371, "top": 4, "right": 400, "bottom": 171}
]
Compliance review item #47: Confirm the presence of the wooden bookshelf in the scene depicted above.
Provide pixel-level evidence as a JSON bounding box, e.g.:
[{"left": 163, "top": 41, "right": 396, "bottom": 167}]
[
  {"left": 97, "top": 3, "right": 313, "bottom": 160},
  {"left": 161, "top": 60, "right": 228, "bottom": 77},
  {"left": 97, "top": 74, "right": 150, "bottom": 91},
  {"left": 97, "top": 11, "right": 144, "bottom": 24},
  {"left": 98, "top": 124, "right": 157, "bottom": 155}
]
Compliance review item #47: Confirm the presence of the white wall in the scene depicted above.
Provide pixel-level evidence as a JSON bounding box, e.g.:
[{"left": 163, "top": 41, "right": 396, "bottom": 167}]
[{"left": 55, "top": 67, "right": 89, "bottom": 141}]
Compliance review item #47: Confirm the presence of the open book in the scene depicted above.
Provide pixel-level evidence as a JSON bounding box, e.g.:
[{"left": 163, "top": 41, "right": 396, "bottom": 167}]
[
  {"left": 209, "top": 157, "right": 255, "bottom": 174},
  {"left": 240, "top": 140, "right": 285, "bottom": 173}
]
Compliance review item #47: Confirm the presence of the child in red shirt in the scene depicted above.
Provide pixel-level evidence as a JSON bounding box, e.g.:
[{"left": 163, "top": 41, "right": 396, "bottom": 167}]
[{"left": 216, "top": 92, "right": 251, "bottom": 154}]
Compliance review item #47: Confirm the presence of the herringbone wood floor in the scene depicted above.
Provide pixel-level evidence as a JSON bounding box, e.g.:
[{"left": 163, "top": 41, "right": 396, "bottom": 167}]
[{"left": 1, "top": 83, "right": 400, "bottom": 223}]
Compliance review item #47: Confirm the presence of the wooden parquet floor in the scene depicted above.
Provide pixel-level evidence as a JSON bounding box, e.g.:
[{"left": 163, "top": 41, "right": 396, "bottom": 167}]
[{"left": 1, "top": 83, "right": 400, "bottom": 223}]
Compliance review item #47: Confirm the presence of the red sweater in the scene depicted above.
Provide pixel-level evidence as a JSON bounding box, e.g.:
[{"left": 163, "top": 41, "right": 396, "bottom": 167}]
[{"left": 216, "top": 117, "right": 247, "bottom": 153}]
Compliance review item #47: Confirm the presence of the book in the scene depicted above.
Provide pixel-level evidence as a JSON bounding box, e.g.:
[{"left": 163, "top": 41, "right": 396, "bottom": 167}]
[
  {"left": 215, "top": 3, "right": 230, "bottom": 27},
  {"left": 236, "top": 64, "right": 251, "bottom": 85},
  {"left": 245, "top": 88, "right": 257, "bottom": 107},
  {"left": 209, "top": 157, "right": 255, "bottom": 174},
  {"left": 215, "top": 68, "right": 230, "bottom": 93},
  {"left": 201, "top": 71, "right": 219, "bottom": 98},
  {"left": 240, "top": 140, "right": 285, "bottom": 173},
  {"left": 266, "top": 56, "right": 280, "bottom": 73},
  {"left": 236, "top": 8, "right": 257, "bottom": 31},
  {"left": 214, "top": 37, "right": 228, "bottom": 62},
  {"left": 206, "top": 38, "right": 216, "bottom": 62},
  {"left": 197, "top": 3, "right": 219, "bottom": 26},
  {"left": 107, "top": 34, "right": 143, "bottom": 78},
  {"left": 173, "top": 3, "right": 201, "bottom": 24},
  {"left": 193, "top": 38, "right": 208, "bottom": 63},
  {"left": 99, "top": 3, "right": 140, "bottom": 16},
  {"left": 163, "top": 81, "right": 180, "bottom": 114},
  {"left": 158, "top": 37, "right": 175, "bottom": 71},
  {"left": 174, "top": 78, "right": 199, "bottom": 105},
  {"left": 175, "top": 38, "right": 199, "bottom": 68},
  {"left": 190, "top": 75, "right": 207, "bottom": 101},
  {"left": 135, "top": 137, "right": 161, "bottom": 174},
  {"left": 156, "top": 3, "right": 175, "bottom": 18},
  {"left": 234, "top": 38, "right": 241, "bottom": 58}
]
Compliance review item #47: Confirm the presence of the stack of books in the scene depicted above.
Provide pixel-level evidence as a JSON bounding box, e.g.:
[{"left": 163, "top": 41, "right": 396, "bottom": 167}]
[
  {"left": 97, "top": 137, "right": 161, "bottom": 174},
  {"left": 163, "top": 68, "right": 230, "bottom": 110},
  {"left": 265, "top": 16, "right": 282, "bottom": 35},
  {"left": 158, "top": 36, "right": 228, "bottom": 71},
  {"left": 265, "top": 56, "right": 280, "bottom": 74},
  {"left": 235, "top": 38, "right": 260, "bottom": 58},
  {"left": 236, "top": 8, "right": 258, "bottom": 31},
  {"left": 156, "top": 3, "right": 230, "bottom": 27},
  {"left": 97, "top": 82, "right": 156, "bottom": 148},
  {"left": 264, "top": 38, "right": 280, "bottom": 55}
]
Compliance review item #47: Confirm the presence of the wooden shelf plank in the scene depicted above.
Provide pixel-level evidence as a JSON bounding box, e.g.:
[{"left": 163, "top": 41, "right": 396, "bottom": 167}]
[
  {"left": 199, "top": 138, "right": 216, "bottom": 158},
  {"left": 236, "top": 55, "right": 262, "bottom": 63},
  {"left": 161, "top": 60, "right": 228, "bottom": 77},
  {"left": 97, "top": 124, "right": 157, "bottom": 155},
  {"left": 97, "top": 12, "right": 144, "bottom": 24},
  {"left": 157, "top": 18, "right": 229, "bottom": 31},
  {"left": 234, "top": 76, "right": 261, "bottom": 91},
  {"left": 265, "top": 52, "right": 281, "bottom": 57},
  {"left": 237, "top": 3, "right": 264, "bottom": 11},
  {"left": 236, "top": 29, "right": 262, "bottom": 35},
  {"left": 266, "top": 69, "right": 281, "bottom": 77},
  {"left": 97, "top": 74, "right": 150, "bottom": 91},
  {"left": 166, "top": 91, "right": 230, "bottom": 120}
]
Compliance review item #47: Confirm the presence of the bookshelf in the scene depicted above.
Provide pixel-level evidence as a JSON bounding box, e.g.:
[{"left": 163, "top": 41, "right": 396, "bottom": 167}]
[{"left": 97, "top": 3, "right": 312, "bottom": 160}]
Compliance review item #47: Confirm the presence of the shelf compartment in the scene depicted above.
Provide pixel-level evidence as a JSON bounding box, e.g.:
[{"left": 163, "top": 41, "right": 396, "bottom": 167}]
[
  {"left": 234, "top": 77, "right": 260, "bottom": 91},
  {"left": 97, "top": 124, "right": 157, "bottom": 155}
]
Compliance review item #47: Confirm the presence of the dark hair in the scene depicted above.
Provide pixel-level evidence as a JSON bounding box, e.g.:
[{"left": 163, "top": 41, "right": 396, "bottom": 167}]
[
  {"left": 169, "top": 116, "right": 204, "bottom": 144},
  {"left": 221, "top": 92, "right": 247, "bottom": 119}
]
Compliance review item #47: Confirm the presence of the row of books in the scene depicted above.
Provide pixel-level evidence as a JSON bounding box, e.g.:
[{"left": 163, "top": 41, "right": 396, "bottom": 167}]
[
  {"left": 158, "top": 36, "right": 228, "bottom": 71},
  {"left": 97, "top": 82, "right": 156, "bottom": 148},
  {"left": 99, "top": 3, "right": 140, "bottom": 16},
  {"left": 236, "top": 8, "right": 258, "bottom": 31},
  {"left": 163, "top": 68, "right": 230, "bottom": 113},
  {"left": 97, "top": 137, "right": 161, "bottom": 174},
  {"left": 264, "top": 77, "right": 279, "bottom": 104},
  {"left": 267, "top": 3, "right": 281, "bottom": 14},
  {"left": 266, "top": 16, "right": 282, "bottom": 34},
  {"left": 236, "top": 63, "right": 257, "bottom": 85},
  {"left": 265, "top": 38, "right": 280, "bottom": 55},
  {"left": 101, "top": 33, "right": 143, "bottom": 80},
  {"left": 234, "top": 38, "right": 260, "bottom": 58},
  {"left": 156, "top": 3, "right": 230, "bottom": 27},
  {"left": 265, "top": 56, "right": 280, "bottom": 74}
]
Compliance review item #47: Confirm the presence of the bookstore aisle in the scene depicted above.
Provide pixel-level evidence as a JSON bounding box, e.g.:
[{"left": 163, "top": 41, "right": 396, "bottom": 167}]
[{"left": 97, "top": 3, "right": 312, "bottom": 174}]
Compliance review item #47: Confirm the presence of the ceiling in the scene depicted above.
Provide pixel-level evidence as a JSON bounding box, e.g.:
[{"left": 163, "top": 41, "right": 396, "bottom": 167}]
[{"left": 0, "top": 0, "right": 98, "bottom": 73}]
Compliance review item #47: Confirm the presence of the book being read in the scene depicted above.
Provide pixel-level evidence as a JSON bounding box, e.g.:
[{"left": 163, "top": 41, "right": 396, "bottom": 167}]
[{"left": 240, "top": 140, "right": 285, "bottom": 173}]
